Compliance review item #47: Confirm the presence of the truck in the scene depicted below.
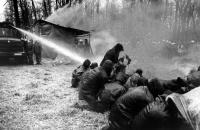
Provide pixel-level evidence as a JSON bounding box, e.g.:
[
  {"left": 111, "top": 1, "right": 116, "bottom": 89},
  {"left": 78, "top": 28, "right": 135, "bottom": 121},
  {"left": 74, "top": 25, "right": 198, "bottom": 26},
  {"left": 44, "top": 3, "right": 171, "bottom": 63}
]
[{"left": 0, "top": 22, "right": 33, "bottom": 64}]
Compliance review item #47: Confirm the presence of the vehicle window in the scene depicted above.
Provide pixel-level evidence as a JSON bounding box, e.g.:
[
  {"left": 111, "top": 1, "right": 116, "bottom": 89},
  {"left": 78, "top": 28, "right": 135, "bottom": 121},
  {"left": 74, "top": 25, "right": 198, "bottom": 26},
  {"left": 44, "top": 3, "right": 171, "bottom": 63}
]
[{"left": 0, "top": 27, "right": 20, "bottom": 38}]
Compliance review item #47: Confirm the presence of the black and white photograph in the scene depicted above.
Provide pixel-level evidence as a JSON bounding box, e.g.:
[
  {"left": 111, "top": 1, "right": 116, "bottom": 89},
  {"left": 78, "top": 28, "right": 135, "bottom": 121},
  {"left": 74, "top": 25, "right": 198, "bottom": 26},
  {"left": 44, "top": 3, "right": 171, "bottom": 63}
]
[{"left": 0, "top": 0, "right": 199, "bottom": 129}]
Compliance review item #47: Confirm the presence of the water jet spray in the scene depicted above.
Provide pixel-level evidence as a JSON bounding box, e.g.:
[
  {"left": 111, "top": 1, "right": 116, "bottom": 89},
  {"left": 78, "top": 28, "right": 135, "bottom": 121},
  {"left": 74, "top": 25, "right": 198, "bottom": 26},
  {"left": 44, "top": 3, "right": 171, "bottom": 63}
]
[{"left": 14, "top": 27, "right": 86, "bottom": 63}]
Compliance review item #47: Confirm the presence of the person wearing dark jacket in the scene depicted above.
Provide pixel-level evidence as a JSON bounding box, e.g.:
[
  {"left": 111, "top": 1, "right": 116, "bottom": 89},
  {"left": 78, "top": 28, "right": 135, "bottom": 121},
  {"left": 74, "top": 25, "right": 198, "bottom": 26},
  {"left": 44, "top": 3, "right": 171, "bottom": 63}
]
[
  {"left": 71, "top": 59, "right": 91, "bottom": 88},
  {"left": 125, "top": 73, "right": 148, "bottom": 89},
  {"left": 33, "top": 40, "right": 42, "bottom": 65},
  {"left": 132, "top": 97, "right": 192, "bottom": 130},
  {"left": 98, "top": 72, "right": 128, "bottom": 110},
  {"left": 78, "top": 60, "right": 114, "bottom": 112},
  {"left": 90, "top": 62, "right": 98, "bottom": 69},
  {"left": 149, "top": 77, "right": 189, "bottom": 94},
  {"left": 100, "top": 43, "right": 124, "bottom": 66},
  {"left": 187, "top": 70, "right": 200, "bottom": 89},
  {"left": 102, "top": 78, "right": 166, "bottom": 130}
]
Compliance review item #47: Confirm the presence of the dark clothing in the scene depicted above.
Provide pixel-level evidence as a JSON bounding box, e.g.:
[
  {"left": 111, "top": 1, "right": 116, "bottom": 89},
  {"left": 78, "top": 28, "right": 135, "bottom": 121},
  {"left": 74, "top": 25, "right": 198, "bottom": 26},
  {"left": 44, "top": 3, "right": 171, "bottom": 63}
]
[
  {"left": 106, "top": 86, "right": 154, "bottom": 130},
  {"left": 125, "top": 73, "right": 148, "bottom": 89},
  {"left": 71, "top": 65, "right": 88, "bottom": 88},
  {"left": 34, "top": 41, "right": 42, "bottom": 64},
  {"left": 149, "top": 78, "right": 188, "bottom": 94},
  {"left": 132, "top": 98, "right": 193, "bottom": 130},
  {"left": 98, "top": 82, "right": 127, "bottom": 110},
  {"left": 187, "top": 71, "right": 200, "bottom": 88},
  {"left": 78, "top": 67, "right": 109, "bottom": 112},
  {"left": 100, "top": 48, "right": 120, "bottom": 66},
  {"left": 132, "top": 98, "right": 168, "bottom": 130}
]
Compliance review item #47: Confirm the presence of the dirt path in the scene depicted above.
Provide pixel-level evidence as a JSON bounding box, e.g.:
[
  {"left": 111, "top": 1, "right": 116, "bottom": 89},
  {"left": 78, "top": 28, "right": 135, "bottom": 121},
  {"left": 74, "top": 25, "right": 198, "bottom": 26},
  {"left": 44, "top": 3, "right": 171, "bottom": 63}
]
[{"left": 0, "top": 63, "right": 107, "bottom": 130}]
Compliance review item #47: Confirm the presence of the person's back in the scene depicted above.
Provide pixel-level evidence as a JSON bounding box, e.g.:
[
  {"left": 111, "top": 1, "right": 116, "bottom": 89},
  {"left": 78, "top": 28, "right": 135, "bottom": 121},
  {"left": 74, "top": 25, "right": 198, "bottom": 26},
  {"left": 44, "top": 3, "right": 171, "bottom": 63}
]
[
  {"left": 116, "top": 86, "right": 154, "bottom": 118},
  {"left": 71, "top": 65, "right": 85, "bottom": 88},
  {"left": 104, "top": 86, "right": 154, "bottom": 130},
  {"left": 79, "top": 67, "right": 107, "bottom": 99},
  {"left": 132, "top": 98, "right": 192, "bottom": 130},
  {"left": 78, "top": 60, "right": 114, "bottom": 112},
  {"left": 71, "top": 59, "right": 91, "bottom": 88},
  {"left": 98, "top": 82, "right": 126, "bottom": 111}
]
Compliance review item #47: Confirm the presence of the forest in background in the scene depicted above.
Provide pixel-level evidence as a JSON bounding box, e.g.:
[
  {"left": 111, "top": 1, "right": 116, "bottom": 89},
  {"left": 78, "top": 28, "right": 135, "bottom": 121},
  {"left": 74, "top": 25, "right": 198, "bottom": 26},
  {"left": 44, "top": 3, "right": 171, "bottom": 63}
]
[{"left": 4, "top": 0, "right": 200, "bottom": 45}]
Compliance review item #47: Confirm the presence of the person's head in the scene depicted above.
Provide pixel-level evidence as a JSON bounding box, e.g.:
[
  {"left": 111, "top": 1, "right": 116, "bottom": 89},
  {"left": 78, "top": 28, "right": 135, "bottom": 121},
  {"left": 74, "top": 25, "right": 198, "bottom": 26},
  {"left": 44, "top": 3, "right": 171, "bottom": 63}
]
[
  {"left": 130, "top": 73, "right": 141, "bottom": 87},
  {"left": 198, "top": 66, "right": 200, "bottom": 71},
  {"left": 82, "top": 59, "right": 91, "bottom": 69},
  {"left": 90, "top": 62, "right": 98, "bottom": 69},
  {"left": 115, "top": 72, "right": 129, "bottom": 85},
  {"left": 114, "top": 43, "right": 124, "bottom": 52},
  {"left": 148, "top": 78, "right": 165, "bottom": 98},
  {"left": 135, "top": 69, "right": 143, "bottom": 77},
  {"left": 102, "top": 60, "right": 114, "bottom": 76}
]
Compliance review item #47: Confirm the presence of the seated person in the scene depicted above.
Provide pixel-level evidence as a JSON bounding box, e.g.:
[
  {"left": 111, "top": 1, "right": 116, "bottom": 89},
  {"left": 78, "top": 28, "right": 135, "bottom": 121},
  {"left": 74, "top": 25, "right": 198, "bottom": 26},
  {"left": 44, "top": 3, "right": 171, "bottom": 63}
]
[
  {"left": 125, "top": 72, "right": 148, "bottom": 89},
  {"left": 90, "top": 62, "right": 98, "bottom": 69},
  {"left": 71, "top": 59, "right": 91, "bottom": 88},
  {"left": 187, "top": 69, "right": 200, "bottom": 89},
  {"left": 149, "top": 77, "right": 189, "bottom": 94},
  {"left": 98, "top": 72, "right": 128, "bottom": 110},
  {"left": 102, "top": 83, "right": 165, "bottom": 130},
  {"left": 132, "top": 96, "right": 192, "bottom": 130},
  {"left": 78, "top": 60, "right": 114, "bottom": 112}
]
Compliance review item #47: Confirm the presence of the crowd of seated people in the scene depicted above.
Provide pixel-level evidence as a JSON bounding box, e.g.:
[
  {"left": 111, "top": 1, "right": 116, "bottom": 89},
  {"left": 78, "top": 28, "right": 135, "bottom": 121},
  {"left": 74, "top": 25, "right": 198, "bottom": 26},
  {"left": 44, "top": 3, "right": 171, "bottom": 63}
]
[{"left": 71, "top": 43, "right": 200, "bottom": 130}]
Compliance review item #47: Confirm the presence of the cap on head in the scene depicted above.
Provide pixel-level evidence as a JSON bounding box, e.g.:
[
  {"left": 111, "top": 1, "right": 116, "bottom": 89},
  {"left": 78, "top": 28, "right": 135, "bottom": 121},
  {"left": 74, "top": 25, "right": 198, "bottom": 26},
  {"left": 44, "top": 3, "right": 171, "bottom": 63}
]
[
  {"left": 90, "top": 62, "right": 98, "bottom": 69},
  {"left": 83, "top": 59, "right": 91, "bottom": 69},
  {"left": 135, "top": 69, "right": 143, "bottom": 76},
  {"left": 102, "top": 60, "right": 114, "bottom": 75},
  {"left": 115, "top": 43, "right": 124, "bottom": 52}
]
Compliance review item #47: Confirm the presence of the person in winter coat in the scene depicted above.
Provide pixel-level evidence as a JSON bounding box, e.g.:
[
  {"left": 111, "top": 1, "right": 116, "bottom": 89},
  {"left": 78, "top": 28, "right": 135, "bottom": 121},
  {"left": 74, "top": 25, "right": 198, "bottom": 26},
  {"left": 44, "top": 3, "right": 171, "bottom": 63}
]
[
  {"left": 90, "top": 62, "right": 98, "bottom": 69},
  {"left": 98, "top": 72, "right": 129, "bottom": 110},
  {"left": 100, "top": 43, "right": 124, "bottom": 66},
  {"left": 71, "top": 59, "right": 91, "bottom": 88},
  {"left": 33, "top": 40, "right": 42, "bottom": 65},
  {"left": 187, "top": 69, "right": 200, "bottom": 89},
  {"left": 78, "top": 60, "right": 114, "bottom": 112},
  {"left": 149, "top": 77, "right": 189, "bottom": 94},
  {"left": 132, "top": 96, "right": 192, "bottom": 130},
  {"left": 102, "top": 82, "right": 166, "bottom": 130},
  {"left": 125, "top": 72, "right": 148, "bottom": 89}
]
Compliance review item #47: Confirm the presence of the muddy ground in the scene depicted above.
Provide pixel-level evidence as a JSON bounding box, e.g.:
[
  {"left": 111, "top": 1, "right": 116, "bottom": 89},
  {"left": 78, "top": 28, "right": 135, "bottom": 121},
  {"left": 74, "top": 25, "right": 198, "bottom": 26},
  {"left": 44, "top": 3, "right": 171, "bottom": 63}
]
[{"left": 0, "top": 60, "right": 108, "bottom": 130}]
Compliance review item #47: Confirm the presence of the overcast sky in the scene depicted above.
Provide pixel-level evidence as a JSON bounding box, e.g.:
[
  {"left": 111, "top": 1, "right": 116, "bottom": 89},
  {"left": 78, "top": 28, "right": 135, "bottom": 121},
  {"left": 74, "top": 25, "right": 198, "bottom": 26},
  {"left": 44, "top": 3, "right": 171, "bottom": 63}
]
[
  {"left": 0, "top": 0, "right": 43, "bottom": 22},
  {"left": 0, "top": 0, "right": 6, "bottom": 22}
]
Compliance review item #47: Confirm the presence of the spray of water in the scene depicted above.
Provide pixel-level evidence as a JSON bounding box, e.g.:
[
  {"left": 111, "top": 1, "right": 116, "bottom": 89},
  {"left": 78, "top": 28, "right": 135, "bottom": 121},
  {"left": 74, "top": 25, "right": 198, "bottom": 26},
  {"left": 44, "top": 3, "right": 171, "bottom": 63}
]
[{"left": 14, "top": 27, "right": 85, "bottom": 63}]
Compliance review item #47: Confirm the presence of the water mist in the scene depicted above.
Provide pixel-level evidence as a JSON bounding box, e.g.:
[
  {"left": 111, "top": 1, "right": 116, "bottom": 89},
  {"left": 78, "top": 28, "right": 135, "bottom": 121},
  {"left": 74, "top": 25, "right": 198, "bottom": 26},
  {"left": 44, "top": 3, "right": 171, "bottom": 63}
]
[{"left": 14, "top": 27, "right": 86, "bottom": 63}]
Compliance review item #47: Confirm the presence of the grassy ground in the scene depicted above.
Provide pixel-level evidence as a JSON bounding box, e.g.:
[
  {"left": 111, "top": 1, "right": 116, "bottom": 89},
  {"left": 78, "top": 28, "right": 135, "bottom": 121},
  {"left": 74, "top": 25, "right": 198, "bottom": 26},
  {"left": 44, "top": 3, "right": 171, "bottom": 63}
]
[{"left": 0, "top": 62, "right": 108, "bottom": 130}]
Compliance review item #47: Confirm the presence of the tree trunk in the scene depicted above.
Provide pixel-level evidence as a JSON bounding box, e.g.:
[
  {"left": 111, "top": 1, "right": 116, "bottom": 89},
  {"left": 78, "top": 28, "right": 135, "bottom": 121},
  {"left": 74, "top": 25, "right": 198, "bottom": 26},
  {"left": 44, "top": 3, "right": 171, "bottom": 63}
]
[
  {"left": 47, "top": 0, "right": 52, "bottom": 15},
  {"left": 31, "top": 0, "right": 37, "bottom": 21},
  {"left": 43, "top": 0, "right": 48, "bottom": 18},
  {"left": 13, "top": 0, "right": 20, "bottom": 27}
]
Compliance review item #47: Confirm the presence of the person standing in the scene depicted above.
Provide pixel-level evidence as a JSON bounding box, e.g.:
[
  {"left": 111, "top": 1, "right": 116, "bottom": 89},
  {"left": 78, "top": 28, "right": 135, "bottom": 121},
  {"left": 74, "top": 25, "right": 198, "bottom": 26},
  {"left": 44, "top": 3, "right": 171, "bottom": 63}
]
[
  {"left": 33, "top": 40, "right": 42, "bottom": 65},
  {"left": 100, "top": 43, "right": 124, "bottom": 66}
]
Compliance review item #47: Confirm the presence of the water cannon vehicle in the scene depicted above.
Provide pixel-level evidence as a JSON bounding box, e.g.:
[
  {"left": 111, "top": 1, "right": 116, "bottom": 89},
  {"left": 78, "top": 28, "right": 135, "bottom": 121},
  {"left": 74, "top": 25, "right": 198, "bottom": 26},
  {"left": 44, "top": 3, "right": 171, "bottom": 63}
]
[{"left": 0, "top": 22, "right": 33, "bottom": 64}]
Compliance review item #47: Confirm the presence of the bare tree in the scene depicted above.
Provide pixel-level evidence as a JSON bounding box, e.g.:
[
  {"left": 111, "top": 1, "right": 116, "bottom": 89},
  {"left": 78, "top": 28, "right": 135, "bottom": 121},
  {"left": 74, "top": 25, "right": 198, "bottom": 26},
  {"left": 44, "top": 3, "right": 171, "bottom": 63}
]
[
  {"left": 31, "top": 0, "right": 37, "bottom": 21},
  {"left": 13, "top": 0, "right": 20, "bottom": 27}
]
